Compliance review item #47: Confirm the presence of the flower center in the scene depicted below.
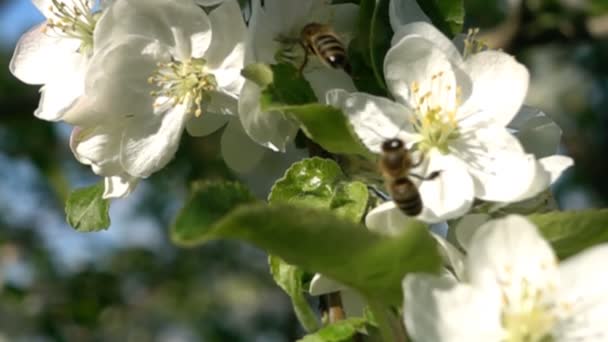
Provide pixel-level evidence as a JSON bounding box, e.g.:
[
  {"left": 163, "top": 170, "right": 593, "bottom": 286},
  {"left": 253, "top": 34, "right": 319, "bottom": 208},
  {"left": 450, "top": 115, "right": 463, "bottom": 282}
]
[
  {"left": 409, "top": 72, "right": 461, "bottom": 154},
  {"left": 148, "top": 57, "right": 217, "bottom": 117},
  {"left": 45, "top": 0, "right": 99, "bottom": 55},
  {"left": 500, "top": 270, "right": 557, "bottom": 342}
]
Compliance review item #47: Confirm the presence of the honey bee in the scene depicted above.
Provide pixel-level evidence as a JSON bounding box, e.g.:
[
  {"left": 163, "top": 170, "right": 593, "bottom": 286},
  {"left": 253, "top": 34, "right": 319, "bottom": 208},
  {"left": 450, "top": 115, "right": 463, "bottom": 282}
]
[
  {"left": 299, "top": 23, "right": 351, "bottom": 75},
  {"left": 379, "top": 138, "right": 440, "bottom": 216}
]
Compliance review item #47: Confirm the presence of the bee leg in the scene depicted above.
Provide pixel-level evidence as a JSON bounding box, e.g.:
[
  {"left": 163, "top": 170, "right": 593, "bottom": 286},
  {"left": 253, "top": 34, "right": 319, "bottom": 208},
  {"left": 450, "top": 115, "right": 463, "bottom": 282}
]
[{"left": 410, "top": 171, "right": 441, "bottom": 181}]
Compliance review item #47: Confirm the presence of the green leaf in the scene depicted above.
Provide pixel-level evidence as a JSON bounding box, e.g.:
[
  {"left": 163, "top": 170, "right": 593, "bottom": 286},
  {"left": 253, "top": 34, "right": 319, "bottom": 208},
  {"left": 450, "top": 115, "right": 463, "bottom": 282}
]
[
  {"left": 171, "top": 180, "right": 257, "bottom": 246},
  {"left": 297, "top": 317, "right": 367, "bottom": 342},
  {"left": 65, "top": 182, "right": 111, "bottom": 232},
  {"left": 530, "top": 209, "right": 608, "bottom": 260},
  {"left": 287, "top": 104, "right": 372, "bottom": 157},
  {"left": 257, "top": 64, "right": 370, "bottom": 156},
  {"left": 369, "top": 0, "right": 392, "bottom": 90},
  {"left": 269, "top": 157, "right": 368, "bottom": 222},
  {"left": 260, "top": 63, "right": 317, "bottom": 109},
  {"left": 270, "top": 256, "right": 320, "bottom": 332},
  {"left": 417, "top": 0, "right": 465, "bottom": 37},
  {"left": 349, "top": 0, "right": 392, "bottom": 93},
  {"left": 200, "top": 203, "right": 442, "bottom": 305}
]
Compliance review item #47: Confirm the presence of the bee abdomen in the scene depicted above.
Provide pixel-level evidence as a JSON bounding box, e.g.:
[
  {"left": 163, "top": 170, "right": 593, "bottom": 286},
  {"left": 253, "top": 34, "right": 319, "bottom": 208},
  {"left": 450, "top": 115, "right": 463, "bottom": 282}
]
[
  {"left": 314, "top": 34, "right": 349, "bottom": 70},
  {"left": 390, "top": 178, "right": 423, "bottom": 216}
]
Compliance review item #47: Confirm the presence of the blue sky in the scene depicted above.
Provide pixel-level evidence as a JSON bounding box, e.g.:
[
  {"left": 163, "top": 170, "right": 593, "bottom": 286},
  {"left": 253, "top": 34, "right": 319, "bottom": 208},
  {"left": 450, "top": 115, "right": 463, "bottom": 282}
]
[{"left": 0, "top": 0, "right": 44, "bottom": 49}]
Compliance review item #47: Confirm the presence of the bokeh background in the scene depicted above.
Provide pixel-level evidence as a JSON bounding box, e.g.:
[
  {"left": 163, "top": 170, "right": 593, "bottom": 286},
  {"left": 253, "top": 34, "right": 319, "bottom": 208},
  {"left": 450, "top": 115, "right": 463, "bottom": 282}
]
[{"left": 0, "top": 0, "right": 606, "bottom": 340}]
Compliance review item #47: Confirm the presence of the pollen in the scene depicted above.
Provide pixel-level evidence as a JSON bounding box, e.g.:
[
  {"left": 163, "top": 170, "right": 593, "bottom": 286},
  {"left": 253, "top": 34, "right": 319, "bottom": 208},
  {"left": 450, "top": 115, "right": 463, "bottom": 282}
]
[
  {"left": 409, "top": 71, "right": 461, "bottom": 154},
  {"left": 148, "top": 57, "right": 217, "bottom": 118},
  {"left": 46, "top": 0, "right": 99, "bottom": 54}
]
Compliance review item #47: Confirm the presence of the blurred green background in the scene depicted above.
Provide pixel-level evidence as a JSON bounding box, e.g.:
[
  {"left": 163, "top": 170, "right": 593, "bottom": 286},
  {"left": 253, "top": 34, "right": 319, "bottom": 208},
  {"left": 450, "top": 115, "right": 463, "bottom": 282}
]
[{"left": 0, "top": 0, "right": 606, "bottom": 341}]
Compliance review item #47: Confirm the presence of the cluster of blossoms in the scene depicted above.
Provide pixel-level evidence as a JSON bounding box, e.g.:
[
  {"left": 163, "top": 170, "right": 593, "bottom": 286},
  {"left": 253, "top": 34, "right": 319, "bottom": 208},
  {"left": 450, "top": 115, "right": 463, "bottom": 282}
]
[{"left": 11, "top": 0, "right": 608, "bottom": 341}]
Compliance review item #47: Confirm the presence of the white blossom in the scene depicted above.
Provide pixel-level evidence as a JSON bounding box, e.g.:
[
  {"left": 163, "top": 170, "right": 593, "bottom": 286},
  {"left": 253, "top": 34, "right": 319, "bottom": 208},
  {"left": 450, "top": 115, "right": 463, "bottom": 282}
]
[
  {"left": 329, "top": 22, "right": 573, "bottom": 223},
  {"left": 10, "top": 0, "right": 101, "bottom": 121},
  {"left": 67, "top": 0, "right": 247, "bottom": 198},
  {"left": 403, "top": 215, "right": 608, "bottom": 342},
  {"left": 238, "top": 0, "right": 358, "bottom": 152}
]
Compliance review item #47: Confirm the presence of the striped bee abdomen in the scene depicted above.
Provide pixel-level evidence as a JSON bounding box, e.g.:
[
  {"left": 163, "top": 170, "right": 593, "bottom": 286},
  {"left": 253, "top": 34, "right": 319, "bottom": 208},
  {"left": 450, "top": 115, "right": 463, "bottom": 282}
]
[{"left": 389, "top": 177, "right": 423, "bottom": 216}]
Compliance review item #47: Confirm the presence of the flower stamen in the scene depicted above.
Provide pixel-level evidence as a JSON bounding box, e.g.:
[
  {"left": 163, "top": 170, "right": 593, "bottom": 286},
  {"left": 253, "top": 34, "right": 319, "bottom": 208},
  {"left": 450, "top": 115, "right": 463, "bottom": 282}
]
[
  {"left": 148, "top": 57, "right": 217, "bottom": 118},
  {"left": 45, "top": 0, "right": 98, "bottom": 54}
]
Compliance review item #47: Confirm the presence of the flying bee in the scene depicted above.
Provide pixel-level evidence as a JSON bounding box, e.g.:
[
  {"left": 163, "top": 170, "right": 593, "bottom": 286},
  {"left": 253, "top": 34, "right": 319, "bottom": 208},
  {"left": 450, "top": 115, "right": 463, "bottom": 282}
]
[
  {"left": 379, "top": 138, "right": 440, "bottom": 216},
  {"left": 299, "top": 23, "right": 351, "bottom": 75}
]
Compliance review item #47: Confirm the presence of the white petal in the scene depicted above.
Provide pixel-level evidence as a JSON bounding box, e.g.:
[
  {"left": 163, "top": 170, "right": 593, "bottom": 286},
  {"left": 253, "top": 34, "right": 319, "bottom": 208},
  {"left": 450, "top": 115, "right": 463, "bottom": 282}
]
[
  {"left": 205, "top": 0, "right": 246, "bottom": 90},
  {"left": 452, "top": 126, "right": 539, "bottom": 202},
  {"left": 238, "top": 80, "right": 299, "bottom": 152},
  {"left": 390, "top": 22, "right": 462, "bottom": 65},
  {"left": 539, "top": 155, "right": 573, "bottom": 184},
  {"left": 458, "top": 51, "right": 529, "bottom": 127},
  {"left": 65, "top": 36, "right": 160, "bottom": 126},
  {"left": 120, "top": 103, "right": 190, "bottom": 178},
  {"left": 221, "top": 119, "right": 266, "bottom": 173},
  {"left": 508, "top": 106, "right": 562, "bottom": 158},
  {"left": 10, "top": 23, "right": 82, "bottom": 85},
  {"left": 389, "top": 0, "right": 431, "bottom": 31},
  {"left": 452, "top": 213, "right": 490, "bottom": 251},
  {"left": 417, "top": 151, "right": 474, "bottom": 223},
  {"left": 103, "top": 175, "right": 139, "bottom": 199},
  {"left": 329, "top": 4, "right": 359, "bottom": 37},
  {"left": 433, "top": 235, "right": 466, "bottom": 281},
  {"left": 71, "top": 126, "right": 123, "bottom": 175},
  {"left": 554, "top": 245, "right": 608, "bottom": 341},
  {"left": 403, "top": 274, "right": 503, "bottom": 342},
  {"left": 34, "top": 59, "right": 86, "bottom": 121},
  {"left": 186, "top": 112, "right": 230, "bottom": 137},
  {"left": 309, "top": 274, "right": 344, "bottom": 296},
  {"left": 326, "top": 89, "right": 419, "bottom": 154},
  {"left": 247, "top": 0, "right": 282, "bottom": 63},
  {"left": 365, "top": 201, "right": 417, "bottom": 236},
  {"left": 465, "top": 215, "right": 559, "bottom": 299},
  {"left": 384, "top": 35, "right": 459, "bottom": 110},
  {"left": 95, "top": 0, "right": 211, "bottom": 54},
  {"left": 305, "top": 68, "right": 357, "bottom": 100}
]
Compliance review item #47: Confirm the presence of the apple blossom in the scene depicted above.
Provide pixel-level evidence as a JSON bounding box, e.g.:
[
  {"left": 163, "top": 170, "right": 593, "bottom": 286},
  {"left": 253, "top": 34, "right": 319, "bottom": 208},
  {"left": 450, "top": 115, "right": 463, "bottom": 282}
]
[
  {"left": 67, "top": 0, "right": 248, "bottom": 198},
  {"left": 238, "top": 0, "right": 358, "bottom": 152},
  {"left": 10, "top": 0, "right": 102, "bottom": 121},
  {"left": 403, "top": 215, "right": 608, "bottom": 342},
  {"left": 328, "top": 21, "right": 573, "bottom": 223}
]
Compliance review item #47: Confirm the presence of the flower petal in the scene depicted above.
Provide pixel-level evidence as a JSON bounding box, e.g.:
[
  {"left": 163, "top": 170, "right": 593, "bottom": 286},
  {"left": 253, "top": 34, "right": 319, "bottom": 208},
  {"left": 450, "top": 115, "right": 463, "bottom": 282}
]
[
  {"left": 95, "top": 0, "right": 212, "bottom": 54},
  {"left": 417, "top": 151, "right": 474, "bottom": 223},
  {"left": 326, "top": 89, "right": 419, "bottom": 154},
  {"left": 403, "top": 274, "right": 503, "bottom": 342},
  {"left": 389, "top": 0, "right": 430, "bottom": 31},
  {"left": 365, "top": 201, "right": 416, "bottom": 236},
  {"left": 120, "top": 103, "right": 190, "bottom": 178},
  {"left": 70, "top": 126, "right": 123, "bottom": 175},
  {"left": 34, "top": 59, "right": 86, "bottom": 121},
  {"left": 508, "top": 106, "right": 562, "bottom": 159},
  {"left": 220, "top": 119, "right": 266, "bottom": 173},
  {"left": 390, "top": 22, "right": 462, "bottom": 65},
  {"left": 465, "top": 215, "right": 559, "bottom": 299},
  {"left": 539, "top": 155, "right": 573, "bottom": 184},
  {"left": 452, "top": 213, "right": 490, "bottom": 251},
  {"left": 384, "top": 35, "right": 459, "bottom": 110},
  {"left": 205, "top": 0, "right": 246, "bottom": 94},
  {"left": 10, "top": 23, "right": 82, "bottom": 85},
  {"left": 65, "top": 36, "right": 160, "bottom": 126},
  {"left": 305, "top": 68, "right": 357, "bottom": 100},
  {"left": 103, "top": 174, "right": 139, "bottom": 199},
  {"left": 186, "top": 112, "right": 230, "bottom": 137},
  {"left": 554, "top": 245, "right": 608, "bottom": 341},
  {"left": 309, "top": 274, "right": 344, "bottom": 296},
  {"left": 458, "top": 51, "right": 529, "bottom": 127},
  {"left": 238, "top": 80, "right": 299, "bottom": 152}
]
